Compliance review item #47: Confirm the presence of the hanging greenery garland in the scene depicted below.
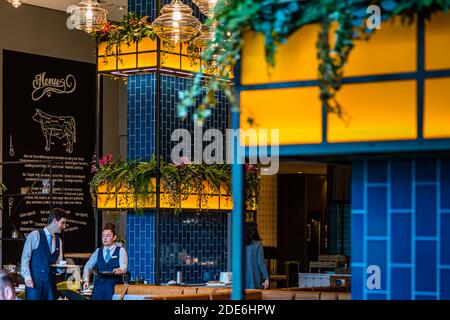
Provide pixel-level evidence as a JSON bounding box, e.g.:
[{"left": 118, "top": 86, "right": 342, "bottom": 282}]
[
  {"left": 90, "top": 155, "right": 260, "bottom": 214},
  {"left": 90, "top": 12, "right": 207, "bottom": 81},
  {"left": 176, "top": 0, "right": 450, "bottom": 125}
]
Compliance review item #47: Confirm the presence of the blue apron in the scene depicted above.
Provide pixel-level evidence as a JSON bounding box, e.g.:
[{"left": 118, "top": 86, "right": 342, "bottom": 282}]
[
  {"left": 91, "top": 246, "right": 122, "bottom": 300},
  {"left": 25, "top": 229, "right": 61, "bottom": 300}
]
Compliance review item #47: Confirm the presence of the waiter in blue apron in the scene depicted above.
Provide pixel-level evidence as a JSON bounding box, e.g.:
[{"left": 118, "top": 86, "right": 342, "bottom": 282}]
[
  {"left": 82, "top": 223, "right": 128, "bottom": 300},
  {"left": 20, "top": 208, "right": 68, "bottom": 300}
]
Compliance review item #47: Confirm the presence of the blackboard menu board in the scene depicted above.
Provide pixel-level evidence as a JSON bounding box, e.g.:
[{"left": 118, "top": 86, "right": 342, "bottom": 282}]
[{"left": 2, "top": 50, "right": 96, "bottom": 263}]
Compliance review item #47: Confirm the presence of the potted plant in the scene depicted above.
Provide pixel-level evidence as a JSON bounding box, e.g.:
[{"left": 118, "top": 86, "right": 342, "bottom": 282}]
[{"left": 90, "top": 155, "right": 260, "bottom": 213}]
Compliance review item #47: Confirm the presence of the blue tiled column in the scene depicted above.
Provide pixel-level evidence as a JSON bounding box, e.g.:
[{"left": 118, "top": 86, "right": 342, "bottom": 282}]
[
  {"left": 126, "top": 1, "right": 229, "bottom": 284},
  {"left": 128, "top": 0, "right": 157, "bottom": 20},
  {"left": 127, "top": 73, "right": 157, "bottom": 282},
  {"left": 127, "top": 0, "right": 159, "bottom": 285},
  {"left": 128, "top": 0, "right": 203, "bottom": 21},
  {"left": 351, "top": 157, "right": 450, "bottom": 300}
]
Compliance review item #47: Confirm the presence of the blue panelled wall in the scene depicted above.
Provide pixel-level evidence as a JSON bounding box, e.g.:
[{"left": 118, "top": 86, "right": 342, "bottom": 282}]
[
  {"left": 126, "top": 0, "right": 229, "bottom": 284},
  {"left": 160, "top": 210, "right": 228, "bottom": 283},
  {"left": 128, "top": 0, "right": 203, "bottom": 21},
  {"left": 351, "top": 157, "right": 450, "bottom": 300}
]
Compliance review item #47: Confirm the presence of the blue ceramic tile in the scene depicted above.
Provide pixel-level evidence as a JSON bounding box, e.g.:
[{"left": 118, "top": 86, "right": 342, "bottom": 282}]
[
  {"left": 367, "top": 240, "right": 387, "bottom": 290},
  {"left": 440, "top": 269, "right": 450, "bottom": 299},
  {"left": 351, "top": 266, "right": 364, "bottom": 300},
  {"left": 368, "top": 160, "right": 387, "bottom": 183},
  {"left": 415, "top": 158, "right": 437, "bottom": 182},
  {"left": 367, "top": 292, "right": 387, "bottom": 300},
  {"left": 441, "top": 215, "right": 450, "bottom": 265},
  {"left": 391, "top": 267, "right": 412, "bottom": 300},
  {"left": 441, "top": 158, "right": 450, "bottom": 210},
  {"left": 351, "top": 213, "right": 364, "bottom": 263},
  {"left": 367, "top": 187, "right": 387, "bottom": 236},
  {"left": 391, "top": 214, "right": 411, "bottom": 263},
  {"left": 416, "top": 186, "right": 437, "bottom": 237},
  {"left": 415, "top": 240, "right": 437, "bottom": 292},
  {"left": 415, "top": 294, "right": 437, "bottom": 300},
  {"left": 391, "top": 159, "right": 412, "bottom": 210}
]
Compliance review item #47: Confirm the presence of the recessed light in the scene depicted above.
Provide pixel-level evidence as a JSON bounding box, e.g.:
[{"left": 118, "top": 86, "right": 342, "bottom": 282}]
[
  {"left": 297, "top": 171, "right": 303, "bottom": 174},
  {"left": 118, "top": 5, "right": 125, "bottom": 10}
]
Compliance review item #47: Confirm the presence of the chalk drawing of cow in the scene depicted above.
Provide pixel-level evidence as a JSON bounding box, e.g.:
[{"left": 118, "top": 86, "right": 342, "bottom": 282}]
[{"left": 32, "top": 109, "right": 77, "bottom": 154}]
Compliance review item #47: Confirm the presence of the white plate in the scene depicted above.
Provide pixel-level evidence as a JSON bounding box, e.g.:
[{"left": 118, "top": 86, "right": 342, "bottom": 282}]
[
  {"left": 80, "top": 290, "right": 92, "bottom": 294},
  {"left": 51, "top": 264, "right": 79, "bottom": 268},
  {"left": 205, "top": 282, "right": 231, "bottom": 287}
]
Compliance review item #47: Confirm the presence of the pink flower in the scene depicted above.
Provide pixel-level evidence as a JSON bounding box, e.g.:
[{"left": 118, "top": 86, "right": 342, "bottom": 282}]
[
  {"left": 90, "top": 166, "right": 98, "bottom": 173},
  {"left": 173, "top": 156, "right": 190, "bottom": 167},
  {"left": 245, "top": 164, "right": 257, "bottom": 173},
  {"left": 99, "top": 153, "right": 113, "bottom": 167}
]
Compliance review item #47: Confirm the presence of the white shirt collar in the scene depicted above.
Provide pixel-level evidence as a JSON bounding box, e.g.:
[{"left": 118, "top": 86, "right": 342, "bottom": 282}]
[
  {"left": 104, "top": 244, "right": 116, "bottom": 252},
  {"left": 43, "top": 227, "right": 52, "bottom": 238}
]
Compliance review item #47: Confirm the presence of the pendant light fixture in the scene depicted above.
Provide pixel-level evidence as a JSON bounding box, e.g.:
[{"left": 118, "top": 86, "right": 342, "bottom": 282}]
[
  {"left": 193, "top": 21, "right": 217, "bottom": 48},
  {"left": 70, "top": 0, "right": 108, "bottom": 34},
  {"left": 152, "top": 0, "right": 202, "bottom": 44},
  {"left": 192, "top": 0, "right": 218, "bottom": 18},
  {"left": 7, "top": 0, "right": 25, "bottom": 8}
]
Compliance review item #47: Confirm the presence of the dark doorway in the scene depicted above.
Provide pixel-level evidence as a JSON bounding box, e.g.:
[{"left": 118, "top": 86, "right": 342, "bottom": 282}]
[
  {"left": 277, "top": 173, "right": 328, "bottom": 273},
  {"left": 274, "top": 162, "right": 351, "bottom": 281}
]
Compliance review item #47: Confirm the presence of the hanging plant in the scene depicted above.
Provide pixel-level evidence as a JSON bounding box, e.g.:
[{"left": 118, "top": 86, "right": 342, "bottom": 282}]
[
  {"left": 128, "top": 158, "right": 158, "bottom": 208},
  {"left": 90, "top": 155, "right": 259, "bottom": 214},
  {"left": 177, "top": 0, "right": 450, "bottom": 125},
  {"left": 89, "top": 155, "right": 140, "bottom": 208},
  {"left": 91, "top": 12, "right": 208, "bottom": 74},
  {"left": 244, "top": 164, "right": 260, "bottom": 210},
  {"left": 92, "top": 13, "right": 156, "bottom": 63}
]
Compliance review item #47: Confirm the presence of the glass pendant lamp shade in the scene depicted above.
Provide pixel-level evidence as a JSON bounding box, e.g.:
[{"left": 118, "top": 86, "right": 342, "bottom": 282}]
[
  {"left": 7, "top": 0, "right": 25, "bottom": 8},
  {"left": 192, "top": 0, "right": 218, "bottom": 18},
  {"left": 152, "top": 0, "right": 202, "bottom": 44},
  {"left": 70, "top": 0, "right": 108, "bottom": 34},
  {"left": 193, "top": 22, "right": 217, "bottom": 48}
]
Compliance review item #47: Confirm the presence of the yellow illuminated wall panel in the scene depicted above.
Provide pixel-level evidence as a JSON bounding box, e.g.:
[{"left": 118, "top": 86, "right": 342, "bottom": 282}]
[
  {"left": 241, "top": 25, "right": 320, "bottom": 85},
  {"left": 97, "top": 38, "right": 202, "bottom": 74},
  {"left": 257, "top": 175, "right": 277, "bottom": 247},
  {"left": 97, "top": 194, "right": 117, "bottom": 209},
  {"left": 344, "top": 18, "right": 417, "bottom": 76},
  {"left": 221, "top": 197, "right": 233, "bottom": 210},
  {"left": 424, "top": 78, "right": 450, "bottom": 139},
  {"left": 240, "top": 87, "right": 322, "bottom": 146},
  {"left": 181, "top": 56, "right": 201, "bottom": 73},
  {"left": 161, "top": 53, "right": 181, "bottom": 70},
  {"left": 137, "top": 52, "right": 157, "bottom": 68},
  {"left": 98, "top": 56, "right": 117, "bottom": 72},
  {"left": 426, "top": 12, "right": 450, "bottom": 70},
  {"left": 138, "top": 38, "right": 157, "bottom": 52},
  {"left": 119, "top": 42, "right": 137, "bottom": 54},
  {"left": 96, "top": 181, "right": 237, "bottom": 210},
  {"left": 118, "top": 54, "right": 137, "bottom": 70},
  {"left": 98, "top": 42, "right": 110, "bottom": 56},
  {"left": 328, "top": 80, "right": 417, "bottom": 142}
]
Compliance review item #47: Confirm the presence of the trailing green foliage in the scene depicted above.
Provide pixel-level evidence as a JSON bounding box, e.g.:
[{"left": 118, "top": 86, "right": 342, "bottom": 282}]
[
  {"left": 91, "top": 12, "right": 156, "bottom": 58},
  {"left": 90, "top": 155, "right": 259, "bottom": 214},
  {"left": 91, "top": 12, "right": 208, "bottom": 72},
  {"left": 177, "top": 0, "right": 450, "bottom": 124}
]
